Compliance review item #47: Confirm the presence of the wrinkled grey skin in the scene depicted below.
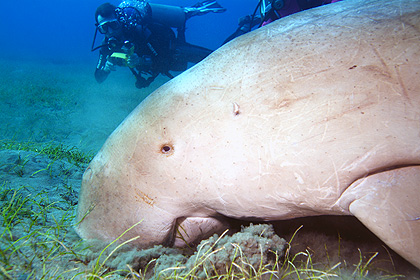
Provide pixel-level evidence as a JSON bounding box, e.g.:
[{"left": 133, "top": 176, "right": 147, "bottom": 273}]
[{"left": 76, "top": 0, "right": 420, "bottom": 269}]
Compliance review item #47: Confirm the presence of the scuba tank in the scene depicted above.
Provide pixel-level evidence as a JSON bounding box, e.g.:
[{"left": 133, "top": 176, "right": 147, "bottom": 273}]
[
  {"left": 116, "top": 1, "right": 186, "bottom": 29},
  {"left": 117, "top": 0, "right": 226, "bottom": 30},
  {"left": 149, "top": 4, "right": 186, "bottom": 29}
]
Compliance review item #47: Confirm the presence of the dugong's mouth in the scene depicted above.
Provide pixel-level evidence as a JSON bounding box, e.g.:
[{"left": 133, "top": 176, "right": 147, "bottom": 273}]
[{"left": 172, "top": 216, "right": 230, "bottom": 247}]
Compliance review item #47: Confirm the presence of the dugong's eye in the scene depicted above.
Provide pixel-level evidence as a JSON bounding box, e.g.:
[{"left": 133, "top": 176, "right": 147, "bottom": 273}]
[{"left": 161, "top": 144, "right": 174, "bottom": 155}]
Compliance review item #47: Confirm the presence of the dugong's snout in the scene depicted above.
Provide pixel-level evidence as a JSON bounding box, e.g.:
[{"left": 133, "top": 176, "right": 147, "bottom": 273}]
[
  {"left": 75, "top": 158, "right": 229, "bottom": 248},
  {"left": 75, "top": 159, "right": 177, "bottom": 247}
]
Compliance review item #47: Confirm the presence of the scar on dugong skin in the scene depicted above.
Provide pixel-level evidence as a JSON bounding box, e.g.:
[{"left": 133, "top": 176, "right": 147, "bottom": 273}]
[
  {"left": 232, "top": 102, "right": 240, "bottom": 116},
  {"left": 75, "top": 0, "right": 420, "bottom": 270}
]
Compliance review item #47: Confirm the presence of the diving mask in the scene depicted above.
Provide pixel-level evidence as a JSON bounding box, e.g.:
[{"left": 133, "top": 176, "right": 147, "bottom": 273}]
[{"left": 97, "top": 20, "right": 121, "bottom": 34}]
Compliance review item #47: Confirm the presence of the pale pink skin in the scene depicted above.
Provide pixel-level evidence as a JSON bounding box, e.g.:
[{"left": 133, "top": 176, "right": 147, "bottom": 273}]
[{"left": 76, "top": 0, "right": 420, "bottom": 269}]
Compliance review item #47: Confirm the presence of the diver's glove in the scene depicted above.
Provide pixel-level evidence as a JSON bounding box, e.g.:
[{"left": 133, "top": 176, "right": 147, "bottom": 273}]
[
  {"left": 185, "top": 1, "right": 226, "bottom": 18},
  {"left": 103, "top": 60, "right": 116, "bottom": 72},
  {"left": 127, "top": 53, "right": 141, "bottom": 68},
  {"left": 128, "top": 54, "right": 153, "bottom": 69}
]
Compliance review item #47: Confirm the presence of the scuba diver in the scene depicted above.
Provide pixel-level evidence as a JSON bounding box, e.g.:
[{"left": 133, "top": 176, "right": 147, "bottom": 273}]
[
  {"left": 223, "top": 0, "right": 342, "bottom": 45},
  {"left": 92, "top": 1, "right": 226, "bottom": 89}
]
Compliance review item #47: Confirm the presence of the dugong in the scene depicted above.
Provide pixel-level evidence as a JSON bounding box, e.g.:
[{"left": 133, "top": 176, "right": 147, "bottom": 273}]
[{"left": 76, "top": 0, "right": 420, "bottom": 269}]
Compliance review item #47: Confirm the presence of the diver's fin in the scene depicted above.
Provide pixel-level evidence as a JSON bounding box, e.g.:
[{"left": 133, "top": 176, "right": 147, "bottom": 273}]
[
  {"left": 338, "top": 166, "right": 420, "bottom": 269},
  {"left": 192, "top": 0, "right": 226, "bottom": 12},
  {"left": 185, "top": 1, "right": 226, "bottom": 18}
]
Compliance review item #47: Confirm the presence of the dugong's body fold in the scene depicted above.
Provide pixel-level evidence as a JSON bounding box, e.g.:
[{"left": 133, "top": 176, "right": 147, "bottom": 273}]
[{"left": 76, "top": 0, "right": 420, "bottom": 269}]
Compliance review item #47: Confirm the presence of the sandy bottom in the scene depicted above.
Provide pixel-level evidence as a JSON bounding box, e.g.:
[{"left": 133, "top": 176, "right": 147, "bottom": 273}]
[
  {"left": 0, "top": 58, "right": 419, "bottom": 279},
  {"left": 0, "top": 58, "right": 170, "bottom": 152}
]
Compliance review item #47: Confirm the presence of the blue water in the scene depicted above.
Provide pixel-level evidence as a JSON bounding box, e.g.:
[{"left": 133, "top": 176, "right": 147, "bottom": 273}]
[
  {"left": 1, "top": 0, "right": 256, "bottom": 63},
  {"left": 0, "top": 0, "right": 258, "bottom": 152}
]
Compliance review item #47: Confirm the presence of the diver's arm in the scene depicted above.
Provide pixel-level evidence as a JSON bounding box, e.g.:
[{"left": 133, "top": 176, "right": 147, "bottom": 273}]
[{"left": 94, "top": 53, "right": 113, "bottom": 83}]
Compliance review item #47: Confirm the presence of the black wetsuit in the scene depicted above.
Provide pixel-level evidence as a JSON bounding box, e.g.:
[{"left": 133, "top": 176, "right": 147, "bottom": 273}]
[{"left": 95, "top": 22, "right": 212, "bottom": 88}]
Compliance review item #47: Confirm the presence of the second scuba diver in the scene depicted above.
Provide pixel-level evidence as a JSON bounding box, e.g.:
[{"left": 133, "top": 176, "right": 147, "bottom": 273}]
[
  {"left": 223, "top": 0, "right": 343, "bottom": 45},
  {"left": 92, "top": 0, "right": 226, "bottom": 89}
]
